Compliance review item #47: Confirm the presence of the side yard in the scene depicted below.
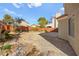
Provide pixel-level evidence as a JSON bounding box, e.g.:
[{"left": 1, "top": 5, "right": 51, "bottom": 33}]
[
  {"left": 39, "top": 32, "right": 77, "bottom": 56},
  {"left": 0, "top": 32, "right": 67, "bottom": 56},
  {"left": 0, "top": 32, "right": 76, "bottom": 56}
]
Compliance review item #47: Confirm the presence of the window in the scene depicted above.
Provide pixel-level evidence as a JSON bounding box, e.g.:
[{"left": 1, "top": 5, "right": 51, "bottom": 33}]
[{"left": 68, "top": 18, "right": 75, "bottom": 37}]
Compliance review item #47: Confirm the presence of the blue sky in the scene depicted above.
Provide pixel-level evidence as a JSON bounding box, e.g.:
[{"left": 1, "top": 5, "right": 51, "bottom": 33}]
[{"left": 0, "top": 3, "right": 64, "bottom": 25}]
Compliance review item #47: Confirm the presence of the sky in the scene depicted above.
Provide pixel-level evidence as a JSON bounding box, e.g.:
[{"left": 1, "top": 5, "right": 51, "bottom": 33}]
[{"left": 0, "top": 3, "right": 64, "bottom": 25}]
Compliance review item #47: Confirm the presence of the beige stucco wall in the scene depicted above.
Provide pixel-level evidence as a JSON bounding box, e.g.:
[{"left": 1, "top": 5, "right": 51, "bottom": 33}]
[
  {"left": 63, "top": 3, "right": 79, "bottom": 55},
  {"left": 58, "top": 3, "right": 79, "bottom": 55},
  {"left": 52, "top": 17, "right": 58, "bottom": 28},
  {"left": 58, "top": 18, "right": 68, "bottom": 40}
]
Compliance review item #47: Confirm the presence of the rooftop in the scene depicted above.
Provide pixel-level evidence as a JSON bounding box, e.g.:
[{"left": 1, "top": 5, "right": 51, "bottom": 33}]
[{"left": 56, "top": 14, "right": 68, "bottom": 20}]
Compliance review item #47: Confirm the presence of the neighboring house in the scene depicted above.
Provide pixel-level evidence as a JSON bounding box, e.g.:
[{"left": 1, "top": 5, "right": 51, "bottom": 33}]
[
  {"left": 52, "top": 17, "right": 58, "bottom": 29},
  {"left": 19, "top": 20, "right": 29, "bottom": 27},
  {"left": 46, "top": 23, "right": 52, "bottom": 28},
  {"left": 56, "top": 3, "right": 79, "bottom": 55},
  {"left": 31, "top": 24, "right": 36, "bottom": 27},
  {"left": 31, "top": 24, "right": 40, "bottom": 27},
  {"left": 46, "top": 13, "right": 61, "bottom": 29},
  {"left": 15, "top": 19, "right": 30, "bottom": 31},
  {"left": 53, "top": 12, "right": 62, "bottom": 28},
  {"left": 15, "top": 18, "right": 30, "bottom": 27}
]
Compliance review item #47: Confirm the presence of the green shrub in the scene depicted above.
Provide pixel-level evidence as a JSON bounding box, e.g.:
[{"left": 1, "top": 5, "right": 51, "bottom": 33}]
[
  {"left": 0, "top": 33, "right": 6, "bottom": 41},
  {"left": 45, "top": 30, "right": 48, "bottom": 33},
  {"left": 0, "top": 30, "right": 15, "bottom": 42},
  {"left": 2, "top": 44, "right": 12, "bottom": 50},
  {"left": 5, "top": 33, "right": 14, "bottom": 39},
  {"left": 0, "top": 30, "right": 8, "bottom": 41}
]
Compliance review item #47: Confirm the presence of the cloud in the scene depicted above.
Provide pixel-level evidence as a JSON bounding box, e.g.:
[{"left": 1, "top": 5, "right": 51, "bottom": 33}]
[
  {"left": 60, "top": 7, "right": 64, "bottom": 11},
  {"left": 12, "top": 3, "right": 42, "bottom": 8},
  {"left": 4, "top": 8, "right": 17, "bottom": 15},
  {"left": 12, "top": 3, "right": 22, "bottom": 8},
  {"left": 27, "top": 4, "right": 32, "bottom": 8},
  {"left": 3, "top": 8, "right": 23, "bottom": 17},
  {"left": 27, "top": 3, "right": 42, "bottom": 8}
]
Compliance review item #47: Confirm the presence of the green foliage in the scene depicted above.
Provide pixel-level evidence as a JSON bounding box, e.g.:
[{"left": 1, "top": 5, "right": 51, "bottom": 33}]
[
  {"left": 38, "top": 17, "right": 48, "bottom": 28},
  {"left": 44, "top": 30, "right": 48, "bottom": 33},
  {"left": 2, "top": 44, "right": 12, "bottom": 50},
  {"left": 0, "top": 30, "right": 8, "bottom": 42},
  {"left": 0, "top": 33, "right": 6, "bottom": 41},
  {"left": 0, "top": 30, "right": 14, "bottom": 42},
  {"left": 3, "top": 14, "right": 14, "bottom": 24}
]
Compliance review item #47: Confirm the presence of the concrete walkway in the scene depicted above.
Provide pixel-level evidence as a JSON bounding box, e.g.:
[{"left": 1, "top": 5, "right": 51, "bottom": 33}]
[{"left": 39, "top": 32, "right": 77, "bottom": 56}]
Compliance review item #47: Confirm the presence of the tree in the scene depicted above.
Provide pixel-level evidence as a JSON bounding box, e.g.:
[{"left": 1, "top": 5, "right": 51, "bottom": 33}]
[
  {"left": 3, "top": 14, "right": 14, "bottom": 25},
  {"left": 15, "top": 17, "right": 24, "bottom": 24},
  {"left": 38, "top": 17, "right": 48, "bottom": 28}
]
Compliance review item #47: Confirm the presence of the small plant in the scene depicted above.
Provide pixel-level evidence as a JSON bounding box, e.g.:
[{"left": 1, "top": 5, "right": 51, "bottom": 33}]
[
  {"left": 2, "top": 44, "right": 12, "bottom": 50},
  {"left": 0, "top": 33, "right": 6, "bottom": 41},
  {"left": 0, "top": 30, "right": 15, "bottom": 42},
  {"left": 0, "top": 30, "right": 8, "bottom": 42},
  {"left": 45, "top": 30, "right": 48, "bottom": 33}
]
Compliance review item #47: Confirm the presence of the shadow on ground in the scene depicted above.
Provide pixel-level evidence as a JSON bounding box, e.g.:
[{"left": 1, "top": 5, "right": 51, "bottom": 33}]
[{"left": 39, "top": 32, "right": 77, "bottom": 56}]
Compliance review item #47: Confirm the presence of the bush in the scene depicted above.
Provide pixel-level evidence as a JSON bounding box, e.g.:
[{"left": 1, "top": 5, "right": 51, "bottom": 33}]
[
  {"left": 0, "top": 33, "right": 6, "bottom": 41},
  {"left": 0, "top": 30, "right": 9, "bottom": 42},
  {"left": 2, "top": 44, "right": 12, "bottom": 50},
  {"left": 0, "top": 30, "right": 15, "bottom": 42},
  {"left": 44, "top": 30, "right": 48, "bottom": 33}
]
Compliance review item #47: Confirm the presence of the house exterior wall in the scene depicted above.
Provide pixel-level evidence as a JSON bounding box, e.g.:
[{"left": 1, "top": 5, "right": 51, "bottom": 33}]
[
  {"left": 63, "top": 3, "right": 79, "bottom": 55},
  {"left": 52, "top": 17, "right": 56, "bottom": 28},
  {"left": 52, "top": 13, "right": 61, "bottom": 29},
  {"left": 52, "top": 18, "right": 58, "bottom": 29},
  {"left": 58, "top": 18, "right": 68, "bottom": 40},
  {"left": 58, "top": 3, "right": 79, "bottom": 55}
]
